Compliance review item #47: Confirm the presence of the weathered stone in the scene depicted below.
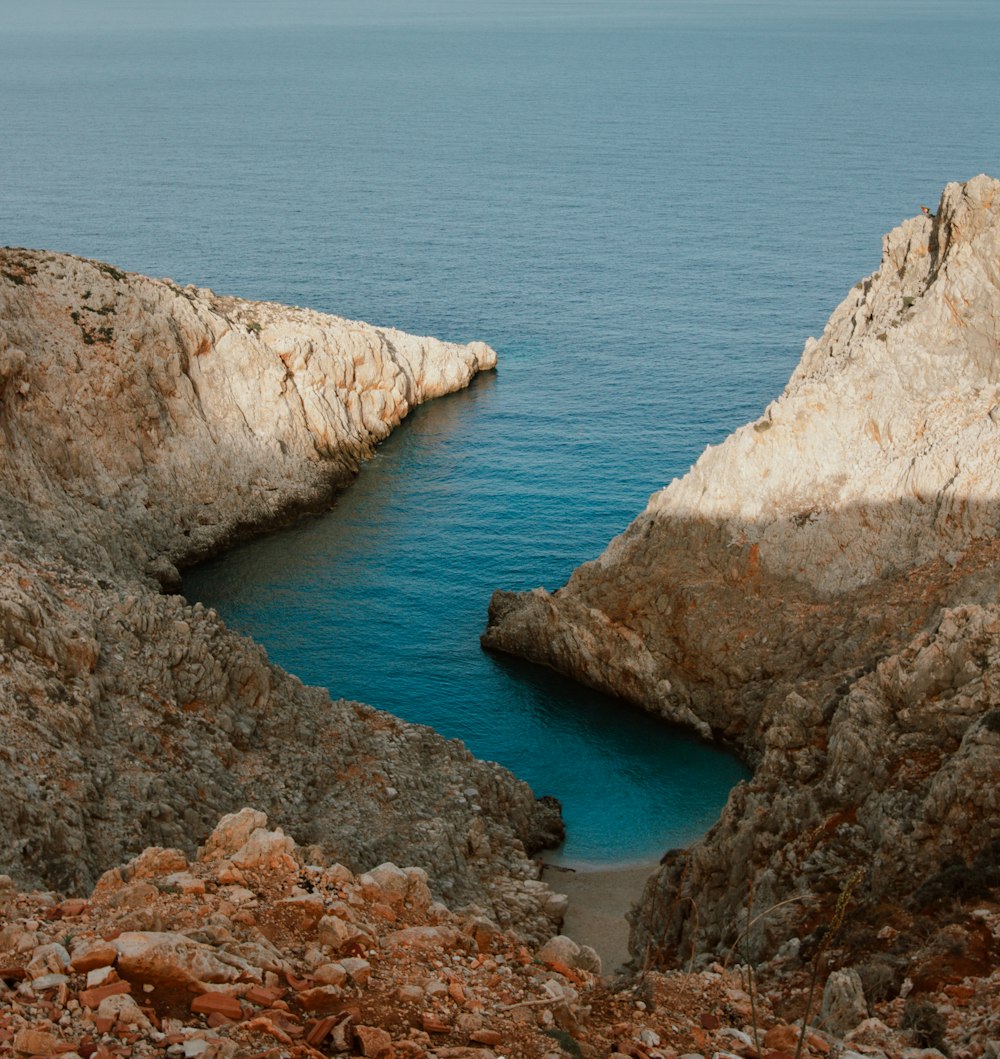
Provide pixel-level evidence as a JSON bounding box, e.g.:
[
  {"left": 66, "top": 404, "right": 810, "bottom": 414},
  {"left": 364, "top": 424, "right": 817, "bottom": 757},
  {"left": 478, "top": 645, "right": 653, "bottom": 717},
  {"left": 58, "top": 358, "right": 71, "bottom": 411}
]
[
  {"left": 190, "top": 991, "right": 244, "bottom": 1020},
  {"left": 383, "top": 924, "right": 462, "bottom": 953},
  {"left": 229, "top": 828, "right": 296, "bottom": 870},
  {"left": 312, "top": 962, "right": 347, "bottom": 986},
  {"left": 536, "top": 935, "right": 580, "bottom": 969},
  {"left": 12, "top": 1027, "right": 62, "bottom": 1055},
  {"left": 354, "top": 1024, "right": 394, "bottom": 1057},
  {"left": 26, "top": 942, "right": 71, "bottom": 979},
  {"left": 78, "top": 979, "right": 132, "bottom": 1008},
  {"left": 98, "top": 991, "right": 154, "bottom": 1028},
  {"left": 297, "top": 985, "right": 344, "bottom": 1013},
  {"left": 820, "top": 969, "right": 868, "bottom": 1037},
  {"left": 340, "top": 956, "right": 371, "bottom": 986},
  {"left": 114, "top": 931, "right": 246, "bottom": 990}
]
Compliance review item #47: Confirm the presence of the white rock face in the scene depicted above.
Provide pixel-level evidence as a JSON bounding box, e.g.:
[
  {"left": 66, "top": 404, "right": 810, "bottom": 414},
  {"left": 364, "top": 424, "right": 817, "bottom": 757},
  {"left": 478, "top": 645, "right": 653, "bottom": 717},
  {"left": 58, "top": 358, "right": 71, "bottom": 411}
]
[
  {"left": 483, "top": 175, "right": 1000, "bottom": 970},
  {"left": 0, "top": 249, "right": 563, "bottom": 943},
  {"left": 0, "top": 250, "right": 494, "bottom": 577}
]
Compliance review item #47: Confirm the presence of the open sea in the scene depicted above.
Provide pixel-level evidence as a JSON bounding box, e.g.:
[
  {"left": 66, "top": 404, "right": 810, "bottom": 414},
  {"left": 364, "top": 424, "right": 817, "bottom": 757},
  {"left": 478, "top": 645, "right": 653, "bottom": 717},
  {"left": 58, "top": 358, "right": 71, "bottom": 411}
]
[{"left": 4, "top": 0, "right": 999, "bottom": 863}]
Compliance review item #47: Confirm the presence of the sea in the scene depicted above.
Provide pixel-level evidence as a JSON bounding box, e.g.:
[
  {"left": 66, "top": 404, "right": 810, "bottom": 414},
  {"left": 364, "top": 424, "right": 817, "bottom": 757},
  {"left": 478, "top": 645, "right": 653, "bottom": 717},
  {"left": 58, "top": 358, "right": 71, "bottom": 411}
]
[{"left": 3, "top": 0, "right": 999, "bottom": 864}]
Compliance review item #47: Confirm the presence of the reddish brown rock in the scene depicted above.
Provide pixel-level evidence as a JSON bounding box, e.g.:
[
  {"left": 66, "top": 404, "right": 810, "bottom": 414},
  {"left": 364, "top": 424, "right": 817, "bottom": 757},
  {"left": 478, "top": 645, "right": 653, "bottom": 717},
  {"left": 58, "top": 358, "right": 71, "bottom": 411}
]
[
  {"left": 12, "top": 1027, "right": 62, "bottom": 1055},
  {"left": 423, "top": 1014, "right": 451, "bottom": 1034},
  {"left": 763, "top": 1026, "right": 798, "bottom": 1052},
  {"left": 190, "top": 992, "right": 244, "bottom": 1020},
  {"left": 296, "top": 986, "right": 343, "bottom": 1014},
  {"left": 70, "top": 941, "right": 118, "bottom": 973},
  {"left": 469, "top": 1028, "right": 503, "bottom": 1046},
  {"left": 245, "top": 984, "right": 284, "bottom": 1007},
  {"left": 78, "top": 980, "right": 132, "bottom": 1009},
  {"left": 355, "top": 1024, "right": 394, "bottom": 1058}
]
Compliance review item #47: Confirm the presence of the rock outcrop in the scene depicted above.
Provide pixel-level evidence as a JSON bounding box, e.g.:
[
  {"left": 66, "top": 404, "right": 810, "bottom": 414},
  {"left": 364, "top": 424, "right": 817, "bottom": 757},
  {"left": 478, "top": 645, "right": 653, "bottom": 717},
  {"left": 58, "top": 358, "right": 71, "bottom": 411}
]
[
  {"left": 483, "top": 176, "right": 1000, "bottom": 980},
  {"left": 0, "top": 247, "right": 561, "bottom": 941}
]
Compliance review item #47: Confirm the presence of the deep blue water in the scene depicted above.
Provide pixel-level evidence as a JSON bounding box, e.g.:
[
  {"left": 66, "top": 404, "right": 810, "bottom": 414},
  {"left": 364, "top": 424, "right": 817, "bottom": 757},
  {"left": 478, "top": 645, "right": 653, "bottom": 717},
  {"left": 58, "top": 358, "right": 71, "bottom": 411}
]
[{"left": 4, "top": 1, "right": 999, "bottom": 863}]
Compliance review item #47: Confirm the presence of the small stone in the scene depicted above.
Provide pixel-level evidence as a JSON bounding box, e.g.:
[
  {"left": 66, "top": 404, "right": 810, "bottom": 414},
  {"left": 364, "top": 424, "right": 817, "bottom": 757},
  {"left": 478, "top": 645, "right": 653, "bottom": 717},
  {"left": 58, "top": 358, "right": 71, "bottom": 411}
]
[
  {"left": 306, "top": 1014, "right": 342, "bottom": 1046},
  {"left": 820, "top": 969, "right": 868, "bottom": 1037},
  {"left": 230, "top": 828, "right": 296, "bottom": 869},
  {"left": 78, "top": 979, "right": 132, "bottom": 1008},
  {"left": 162, "top": 872, "right": 207, "bottom": 895},
  {"left": 31, "top": 972, "right": 70, "bottom": 991},
  {"left": 365, "top": 863, "right": 410, "bottom": 903},
  {"left": 97, "top": 992, "right": 153, "bottom": 1029},
  {"left": 340, "top": 956, "right": 371, "bottom": 985},
  {"left": 470, "top": 1029, "right": 503, "bottom": 1046},
  {"left": 86, "top": 966, "right": 118, "bottom": 988},
  {"left": 355, "top": 1024, "right": 394, "bottom": 1058},
  {"left": 200, "top": 808, "right": 269, "bottom": 860},
  {"left": 423, "top": 1013, "right": 452, "bottom": 1034},
  {"left": 244, "top": 984, "right": 284, "bottom": 1006},
  {"left": 70, "top": 940, "right": 118, "bottom": 973},
  {"left": 27, "top": 942, "right": 71, "bottom": 979},
  {"left": 536, "top": 935, "right": 580, "bottom": 969},
  {"left": 318, "top": 914, "right": 369, "bottom": 955},
  {"left": 191, "top": 991, "right": 244, "bottom": 1020},
  {"left": 297, "top": 985, "right": 343, "bottom": 1013},
  {"left": 313, "top": 961, "right": 347, "bottom": 986},
  {"left": 12, "top": 1027, "right": 62, "bottom": 1055}
]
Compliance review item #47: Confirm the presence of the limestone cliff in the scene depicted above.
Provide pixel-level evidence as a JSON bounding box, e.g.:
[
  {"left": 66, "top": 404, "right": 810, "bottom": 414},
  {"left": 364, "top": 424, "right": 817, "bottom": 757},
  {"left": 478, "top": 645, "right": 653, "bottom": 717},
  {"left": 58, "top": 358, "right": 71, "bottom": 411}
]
[
  {"left": 0, "top": 248, "right": 562, "bottom": 942},
  {"left": 483, "top": 176, "right": 1000, "bottom": 976}
]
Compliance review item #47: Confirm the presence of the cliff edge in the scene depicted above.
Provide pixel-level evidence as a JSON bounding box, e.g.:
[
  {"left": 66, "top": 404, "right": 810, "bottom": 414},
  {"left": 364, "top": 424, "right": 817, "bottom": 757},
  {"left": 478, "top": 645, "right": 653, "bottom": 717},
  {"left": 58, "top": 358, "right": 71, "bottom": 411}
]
[
  {"left": 0, "top": 248, "right": 564, "bottom": 942},
  {"left": 483, "top": 176, "right": 1000, "bottom": 984}
]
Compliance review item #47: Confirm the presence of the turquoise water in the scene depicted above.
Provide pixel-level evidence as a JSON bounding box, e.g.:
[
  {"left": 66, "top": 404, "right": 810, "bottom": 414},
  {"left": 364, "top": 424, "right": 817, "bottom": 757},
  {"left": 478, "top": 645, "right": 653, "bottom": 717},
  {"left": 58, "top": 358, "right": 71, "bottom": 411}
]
[{"left": 4, "top": 1, "right": 999, "bottom": 862}]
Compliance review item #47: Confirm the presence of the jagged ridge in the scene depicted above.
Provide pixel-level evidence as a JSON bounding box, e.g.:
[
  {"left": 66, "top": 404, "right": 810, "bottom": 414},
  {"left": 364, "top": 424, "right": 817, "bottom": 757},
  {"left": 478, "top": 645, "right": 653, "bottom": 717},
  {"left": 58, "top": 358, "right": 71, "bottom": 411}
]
[{"left": 482, "top": 176, "right": 1000, "bottom": 984}]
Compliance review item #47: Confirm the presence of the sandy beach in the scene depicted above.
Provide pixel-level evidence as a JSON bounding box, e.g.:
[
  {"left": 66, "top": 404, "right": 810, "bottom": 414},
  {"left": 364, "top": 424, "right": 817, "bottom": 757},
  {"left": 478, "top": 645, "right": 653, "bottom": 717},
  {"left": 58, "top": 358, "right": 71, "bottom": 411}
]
[{"left": 541, "top": 861, "right": 657, "bottom": 976}]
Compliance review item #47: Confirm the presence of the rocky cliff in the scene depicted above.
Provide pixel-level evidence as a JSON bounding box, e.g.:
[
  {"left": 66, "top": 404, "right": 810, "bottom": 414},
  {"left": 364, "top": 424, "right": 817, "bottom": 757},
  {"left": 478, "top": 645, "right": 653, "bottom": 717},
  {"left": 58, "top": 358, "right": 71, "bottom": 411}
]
[
  {"left": 0, "top": 247, "right": 564, "bottom": 942},
  {"left": 483, "top": 176, "right": 1000, "bottom": 984}
]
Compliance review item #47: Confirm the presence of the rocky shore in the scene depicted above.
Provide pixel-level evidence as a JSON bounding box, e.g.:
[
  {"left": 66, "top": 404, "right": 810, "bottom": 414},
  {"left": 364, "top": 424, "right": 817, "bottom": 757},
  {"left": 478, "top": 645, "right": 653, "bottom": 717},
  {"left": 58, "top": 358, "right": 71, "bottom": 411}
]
[
  {"left": 483, "top": 176, "right": 1000, "bottom": 1015},
  {"left": 3, "top": 808, "right": 990, "bottom": 1059},
  {"left": 0, "top": 248, "right": 564, "bottom": 943}
]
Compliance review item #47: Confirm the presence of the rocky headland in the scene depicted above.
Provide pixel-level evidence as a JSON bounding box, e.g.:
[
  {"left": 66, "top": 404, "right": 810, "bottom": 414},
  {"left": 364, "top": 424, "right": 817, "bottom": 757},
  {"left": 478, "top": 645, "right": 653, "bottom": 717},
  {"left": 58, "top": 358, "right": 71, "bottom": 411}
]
[
  {"left": 0, "top": 247, "right": 565, "bottom": 944},
  {"left": 484, "top": 176, "right": 1000, "bottom": 1017}
]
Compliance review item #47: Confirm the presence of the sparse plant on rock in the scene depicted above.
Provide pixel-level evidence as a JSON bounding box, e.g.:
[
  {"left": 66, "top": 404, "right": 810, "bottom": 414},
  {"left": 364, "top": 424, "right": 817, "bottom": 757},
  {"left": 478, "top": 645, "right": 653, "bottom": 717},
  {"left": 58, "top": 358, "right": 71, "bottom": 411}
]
[{"left": 794, "top": 868, "right": 864, "bottom": 1059}]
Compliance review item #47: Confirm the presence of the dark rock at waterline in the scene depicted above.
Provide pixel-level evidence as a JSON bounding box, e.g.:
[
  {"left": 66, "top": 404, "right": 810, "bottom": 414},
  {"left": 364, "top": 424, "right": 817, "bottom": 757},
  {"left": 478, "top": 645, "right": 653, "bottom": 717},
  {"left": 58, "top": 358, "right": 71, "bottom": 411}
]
[{"left": 525, "top": 794, "right": 566, "bottom": 856}]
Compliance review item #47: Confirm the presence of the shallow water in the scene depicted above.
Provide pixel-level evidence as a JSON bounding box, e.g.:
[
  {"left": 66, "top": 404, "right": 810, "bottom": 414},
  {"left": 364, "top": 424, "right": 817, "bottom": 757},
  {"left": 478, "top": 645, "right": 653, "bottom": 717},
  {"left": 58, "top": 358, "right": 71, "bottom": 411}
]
[{"left": 4, "top": 0, "right": 999, "bottom": 862}]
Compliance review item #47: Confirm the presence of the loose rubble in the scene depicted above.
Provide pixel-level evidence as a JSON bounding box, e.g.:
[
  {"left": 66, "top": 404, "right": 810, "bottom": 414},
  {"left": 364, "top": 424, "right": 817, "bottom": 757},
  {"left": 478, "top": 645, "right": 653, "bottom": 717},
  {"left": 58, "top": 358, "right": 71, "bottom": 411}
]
[{"left": 7, "top": 811, "right": 993, "bottom": 1059}]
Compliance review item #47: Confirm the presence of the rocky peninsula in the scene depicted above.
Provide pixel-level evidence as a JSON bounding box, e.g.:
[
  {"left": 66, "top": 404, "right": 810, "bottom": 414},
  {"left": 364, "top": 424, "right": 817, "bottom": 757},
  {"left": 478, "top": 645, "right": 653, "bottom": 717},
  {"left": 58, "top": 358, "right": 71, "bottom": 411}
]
[
  {"left": 484, "top": 176, "right": 1000, "bottom": 1007},
  {"left": 0, "top": 247, "right": 565, "bottom": 944}
]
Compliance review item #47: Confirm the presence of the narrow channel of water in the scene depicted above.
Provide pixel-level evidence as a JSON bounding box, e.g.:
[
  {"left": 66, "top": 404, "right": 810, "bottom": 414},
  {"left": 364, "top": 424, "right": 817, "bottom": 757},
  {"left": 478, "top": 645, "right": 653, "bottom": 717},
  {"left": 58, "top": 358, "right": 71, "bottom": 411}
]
[
  {"left": 184, "top": 367, "right": 750, "bottom": 866},
  {"left": 7, "top": 1, "right": 996, "bottom": 861}
]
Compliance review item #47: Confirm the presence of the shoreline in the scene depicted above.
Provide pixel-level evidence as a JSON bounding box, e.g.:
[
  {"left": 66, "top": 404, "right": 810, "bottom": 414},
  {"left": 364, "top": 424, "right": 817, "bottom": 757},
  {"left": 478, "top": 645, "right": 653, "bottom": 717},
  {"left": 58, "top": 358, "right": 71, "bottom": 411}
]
[{"left": 541, "top": 859, "right": 658, "bottom": 976}]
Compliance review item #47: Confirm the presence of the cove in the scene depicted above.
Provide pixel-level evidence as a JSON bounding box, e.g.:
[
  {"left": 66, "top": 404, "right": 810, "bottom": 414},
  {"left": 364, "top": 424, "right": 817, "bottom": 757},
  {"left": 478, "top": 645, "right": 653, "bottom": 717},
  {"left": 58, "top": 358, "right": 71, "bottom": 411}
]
[{"left": 184, "top": 365, "right": 750, "bottom": 866}]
